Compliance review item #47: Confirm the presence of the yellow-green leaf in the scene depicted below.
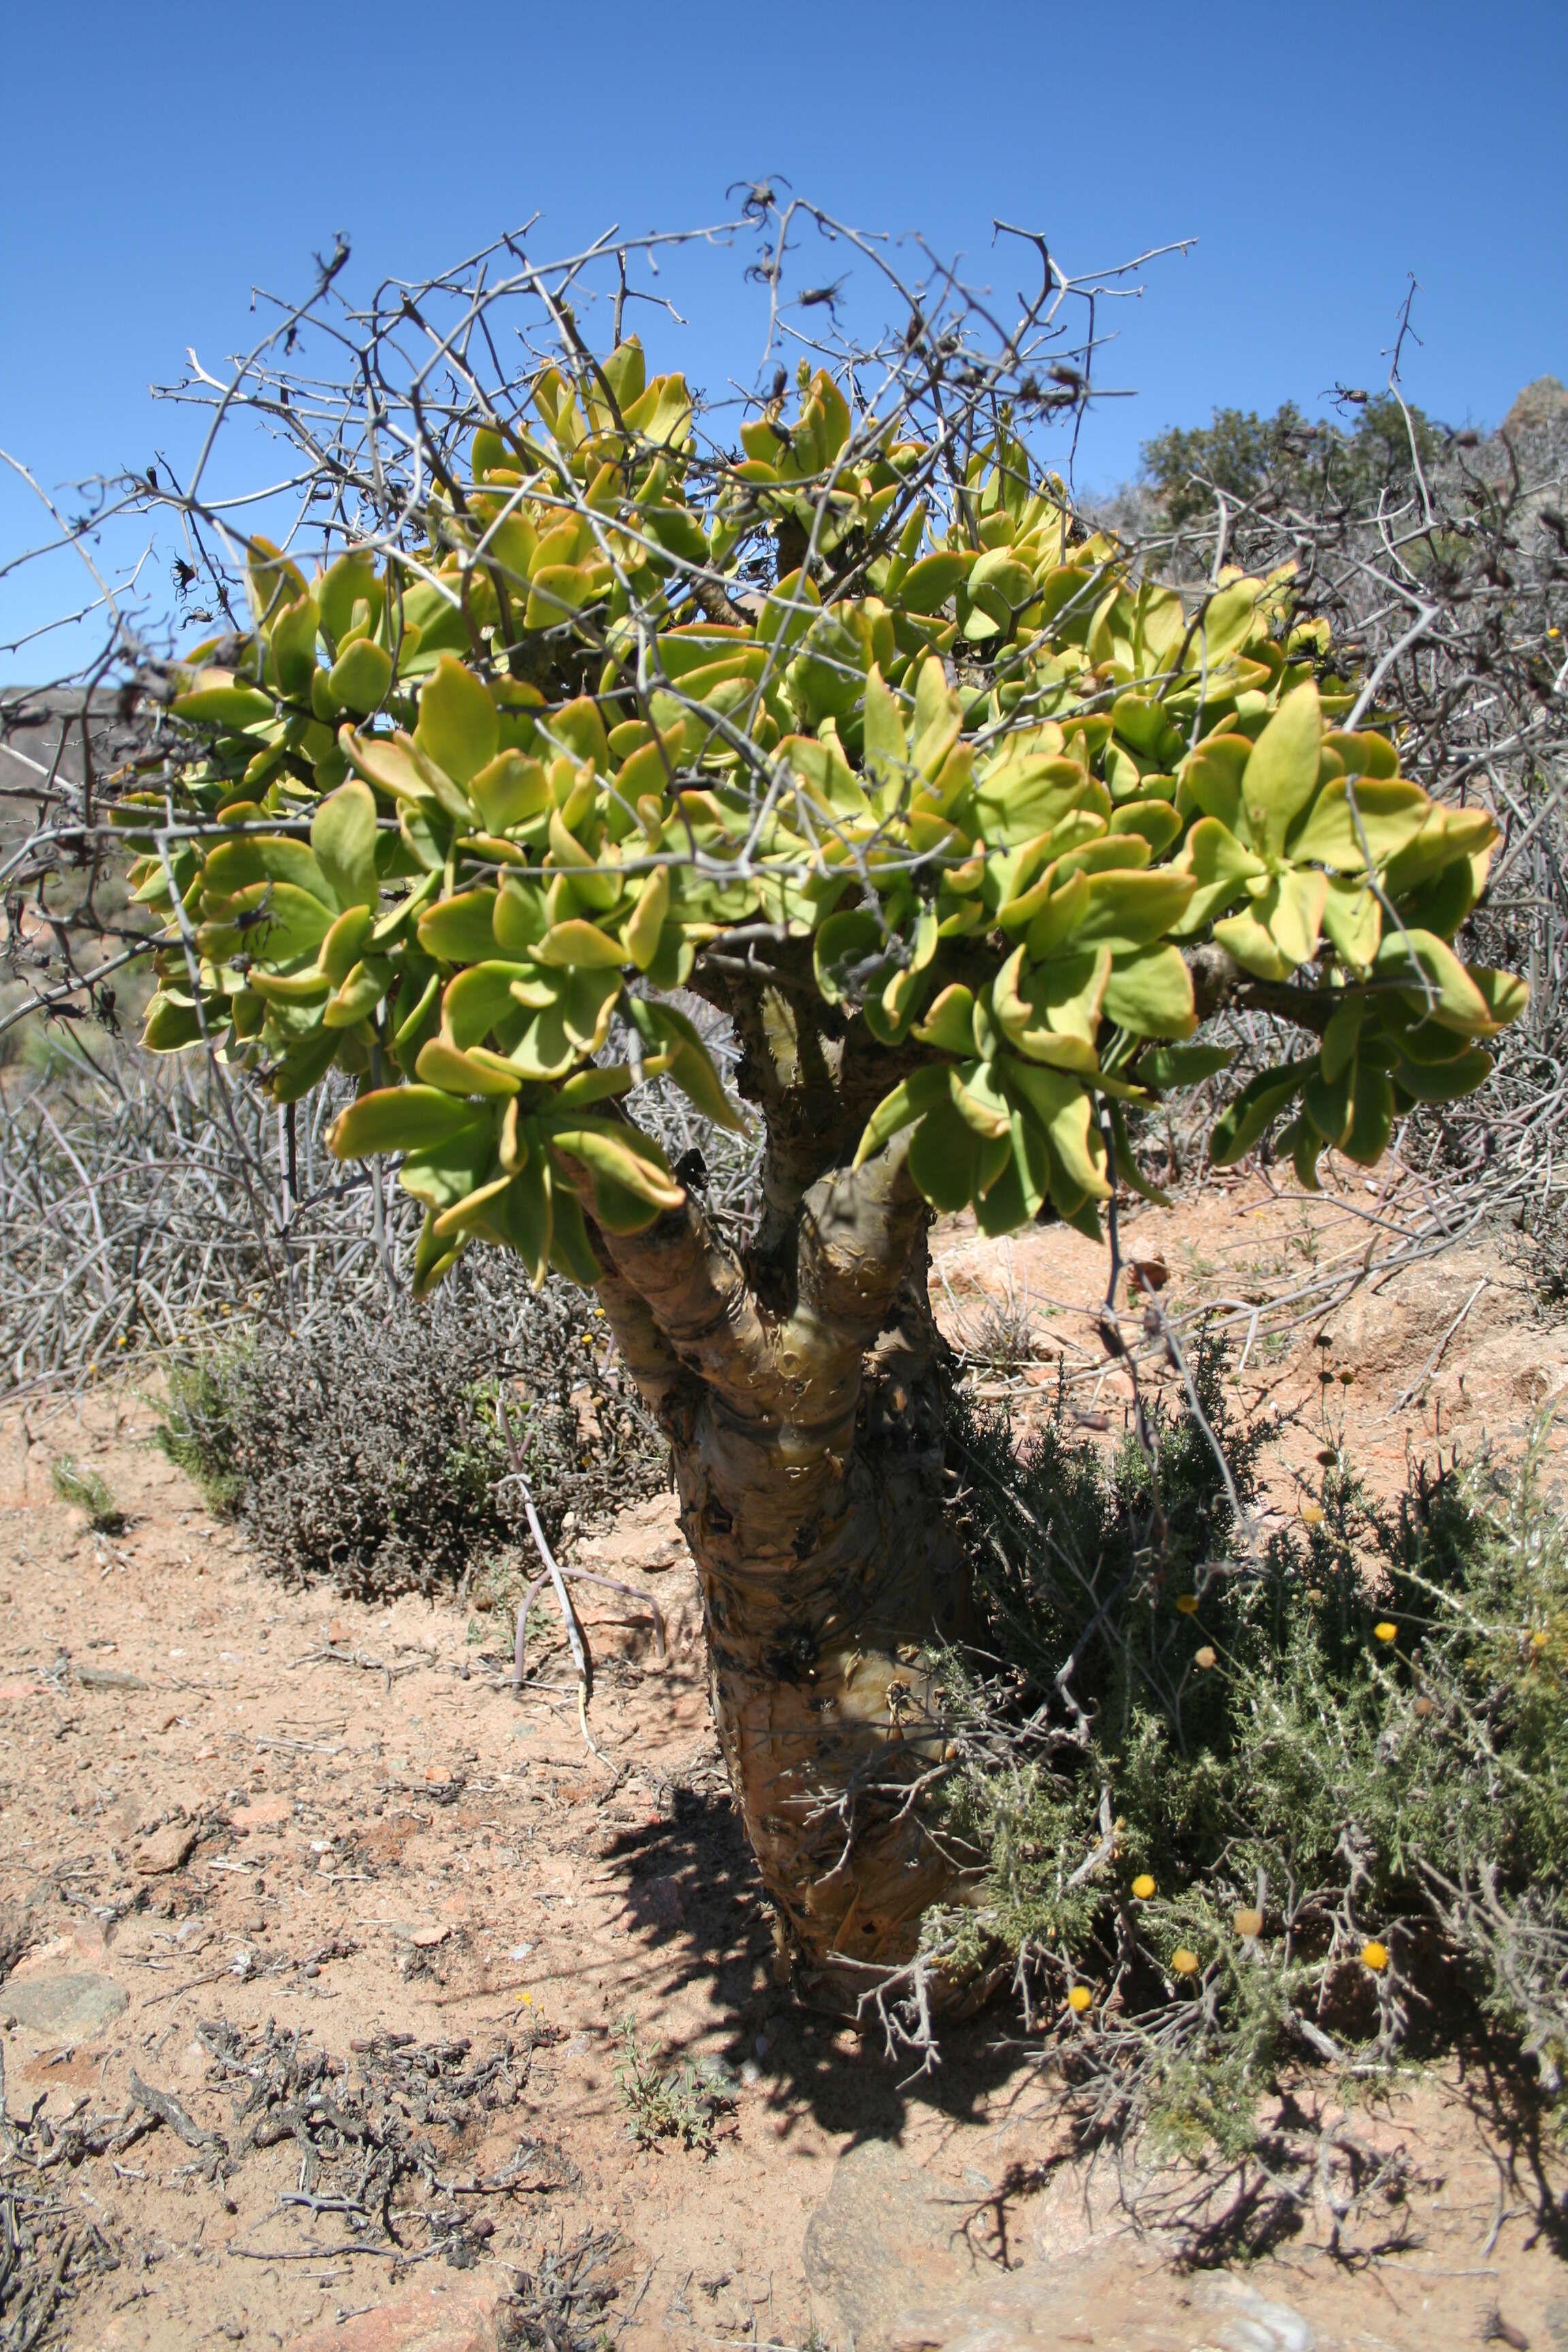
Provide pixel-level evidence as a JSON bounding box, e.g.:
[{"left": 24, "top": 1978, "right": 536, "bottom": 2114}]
[
  {"left": 534, "top": 919, "right": 626, "bottom": 970},
  {"left": 328, "top": 637, "right": 393, "bottom": 718},
  {"left": 415, "top": 655, "right": 498, "bottom": 785},
  {"left": 1375, "top": 927, "right": 1492, "bottom": 1032},
  {"left": 417, "top": 889, "right": 501, "bottom": 964},
  {"left": 310, "top": 779, "right": 380, "bottom": 911},
  {"left": 1169, "top": 817, "right": 1267, "bottom": 935},
  {"left": 621, "top": 866, "right": 670, "bottom": 971},
  {"left": 323, "top": 956, "right": 392, "bottom": 1028},
  {"left": 442, "top": 960, "right": 535, "bottom": 1049},
  {"left": 1287, "top": 776, "right": 1430, "bottom": 873},
  {"left": 471, "top": 750, "right": 550, "bottom": 834},
  {"left": 415, "top": 1037, "right": 523, "bottom": 1096},
  {"left": 853, "top": 1065, "right": 952, "bottom": 1167},
  {"left": 172, "top": 670, "right": 276, "bottom": 730},
  {"left": 1239, "top": 682, "right": 1322, "bottom": 856},
  {"left": 913, "top": 984, "right": 978, "bottom": 1056},
  {"left": 1100, "top": 945, "right": 1196, "bottom": 1038},
  {"left": 1073, "top": 870, "right": 1196, "bottom": 950},
  {"left": 329, "top": 1085, "right": 488, "bottom": 1158},
  {"left": 1321, "top": 878, "right": 1381, "bottom": 969}
]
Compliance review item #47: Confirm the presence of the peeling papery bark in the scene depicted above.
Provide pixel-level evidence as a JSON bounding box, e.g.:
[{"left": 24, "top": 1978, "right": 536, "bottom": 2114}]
[{"left": 557, "top": 1105, "right": 987, "bottom": 2012}]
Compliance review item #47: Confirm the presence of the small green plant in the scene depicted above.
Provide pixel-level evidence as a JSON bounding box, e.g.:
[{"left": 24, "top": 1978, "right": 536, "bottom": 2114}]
[
  {"left": 51, "top": 1455, "right": 126, "bottom": 1535},
  {"left": 157, "top": 1355, "right": 246, "bottom": 1514},
  {"left": 612, "top": 2019, "right": 732, "bottom": 2153}
]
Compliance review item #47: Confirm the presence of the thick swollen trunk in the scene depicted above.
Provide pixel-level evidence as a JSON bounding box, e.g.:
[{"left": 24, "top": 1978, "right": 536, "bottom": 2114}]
[
  {"left": 570, "top": 1137, "right": 986, "bottom": 2008},
  {"left": 672, "top": 1256, "right": 975, "bottom": 2008}
]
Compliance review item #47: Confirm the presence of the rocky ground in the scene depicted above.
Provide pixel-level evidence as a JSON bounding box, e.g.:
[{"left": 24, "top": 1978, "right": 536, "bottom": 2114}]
[{"left": 2, "top": 1169, "right": 1567, "bottom": 2352}]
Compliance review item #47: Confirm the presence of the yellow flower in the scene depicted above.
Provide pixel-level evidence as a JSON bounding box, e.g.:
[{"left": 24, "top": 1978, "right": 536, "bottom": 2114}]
[
  {"left": 1360, "top": 1940, "right": 1388, "bottom": 1972},
  {"left": 1175, "top": 1595, "right": 1199, "bottom": 1616},
  {"left": 1131, "top": 1874, "right": 1156, "bottom": 1901},
  {"left": 1298, "top": 1503, "right": 1324, "bottom": 1525},
  {"left": 1066, "top": 1985, "right": 1092, "bottom": 2013},
  {"left": 1194, "top": 1646, "right": 1217, "bottom": 1670},
  {"left": 1233, "top": 1908, "right": 1264, "bottom": 1939},
  {"left": 1531, "top": 1630, "right": 1550, "bottom": 1650},
  {"left": 1172, "top": 1948, "right": 1200, "bottom": 1977},
  {"left": 1373, "top": 1622, "right": 1397, "bottom": 1644}
]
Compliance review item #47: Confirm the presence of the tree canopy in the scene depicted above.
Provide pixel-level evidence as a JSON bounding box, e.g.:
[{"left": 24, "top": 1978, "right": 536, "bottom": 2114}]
[
  {"left": 116, "top": 341, "right": 1524, "bottom": 1280},
  {"left": 1142, "top": 395, "right": 1441, "bottom": 532}
]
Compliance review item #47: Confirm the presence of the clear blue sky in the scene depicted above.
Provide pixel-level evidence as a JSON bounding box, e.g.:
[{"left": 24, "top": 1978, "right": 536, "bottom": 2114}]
[{"left": 3, "top": 0, "right": 1563, "bottom": 677}]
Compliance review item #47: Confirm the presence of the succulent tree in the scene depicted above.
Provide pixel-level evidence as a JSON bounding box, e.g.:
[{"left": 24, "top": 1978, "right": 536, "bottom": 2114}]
[{"left": 112, "top": 213, "right": 1526, "bottom": 2011}]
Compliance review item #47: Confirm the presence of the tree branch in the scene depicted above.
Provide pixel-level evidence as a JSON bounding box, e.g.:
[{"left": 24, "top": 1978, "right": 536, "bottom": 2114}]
[
  {"left": 554, "top": 1156, "right": 780, "bottom": 1419},
  {"left": 794, "top": 1130, "right": 928, "bottom": 1350}
]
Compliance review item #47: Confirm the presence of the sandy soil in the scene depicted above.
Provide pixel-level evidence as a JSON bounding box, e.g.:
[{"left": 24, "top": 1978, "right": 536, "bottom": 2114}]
[{"left": 1, "top": 1171, "right": 1567, "bottom": 2352}]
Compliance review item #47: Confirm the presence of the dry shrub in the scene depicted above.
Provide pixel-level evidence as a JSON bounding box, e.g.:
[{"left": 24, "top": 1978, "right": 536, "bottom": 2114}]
[{"left": 160, "top": 1273, "right": 668, "bottom": 1597}]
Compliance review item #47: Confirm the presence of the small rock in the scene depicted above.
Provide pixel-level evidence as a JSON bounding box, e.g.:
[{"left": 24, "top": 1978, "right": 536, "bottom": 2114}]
[
  {"left": 888, "top": 2320, "right": 949, "bottom": 2352},
  {"left": 642, "top": 1875, "right": 685, "bottom": 1926},
  {"left": 135, "top": 1819, "right": 198, "bottom": 1875},
  {"left": 410, "top": 1923, "right": 450, "bottom": 1949},
  {"left": 327, "top": 1618, "right": 351, "bottom": 1646},
  {"left": 4, "top": 1972, "right": 127, "bottom": 2037},
  {"left": 287, "top": 2270, "right": 508, "bottom": 2351},
  {"left": 1199, "top": 2278, "right": 1317, "bottom": 2352},
  {"left": 230, "top": 1796, "right": 292, "bottom": 1831}
]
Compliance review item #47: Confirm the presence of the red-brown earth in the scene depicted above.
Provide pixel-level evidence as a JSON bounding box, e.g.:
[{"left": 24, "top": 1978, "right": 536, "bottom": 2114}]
[{"left": 2, "top": 1165, "right": 1566, "bottom": 2351}]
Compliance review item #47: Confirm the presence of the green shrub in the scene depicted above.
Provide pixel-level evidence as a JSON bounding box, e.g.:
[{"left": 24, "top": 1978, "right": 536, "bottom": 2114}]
[
  {"left": 926, "top": 1362, "right": 1568, "bottom": 2146},
  {"left": 1143, "top": 394, "right": 1441, "bottom": 535}
]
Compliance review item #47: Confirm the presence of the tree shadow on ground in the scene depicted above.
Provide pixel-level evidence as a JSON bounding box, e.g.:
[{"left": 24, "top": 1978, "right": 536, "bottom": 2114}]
[
  {"left": 598, "top": 1786, "right": 1568, "bottom": 2276},
  {"left": 599, "top": 1782, "right": 1032, "bottom": 2144}
]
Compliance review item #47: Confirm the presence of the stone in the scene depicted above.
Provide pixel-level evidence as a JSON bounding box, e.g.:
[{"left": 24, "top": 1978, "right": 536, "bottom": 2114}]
[
  {"left": 3, "top": 1971, "right": 127, "bottom": 2037},
  {"left": 1503, "top": 376, "right": 1568, "bottom": 436},
  {"left": 230, "top": 1796, "right": 292, "bottom": 1830},
  {"left": 644, "top": 1875, "right": 684, "bottom": 1925},
  {"left": 803, "top": 2140, "right": 971, "bottom": 2351},
  {"left": 134, "top": 1818, "right": 198, "bottom": 1874},
  {"left": 1194, "top": 2278, "right": 1316, "bottom": 2351},
  {"left": 287, "top": 2272, "right": 509, "bottom": 2352}
]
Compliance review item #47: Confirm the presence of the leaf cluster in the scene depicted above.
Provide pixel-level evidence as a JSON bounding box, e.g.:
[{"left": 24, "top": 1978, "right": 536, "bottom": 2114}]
[{"left": 114, "top": 339, "right": 1526, "bottom": 1291}]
